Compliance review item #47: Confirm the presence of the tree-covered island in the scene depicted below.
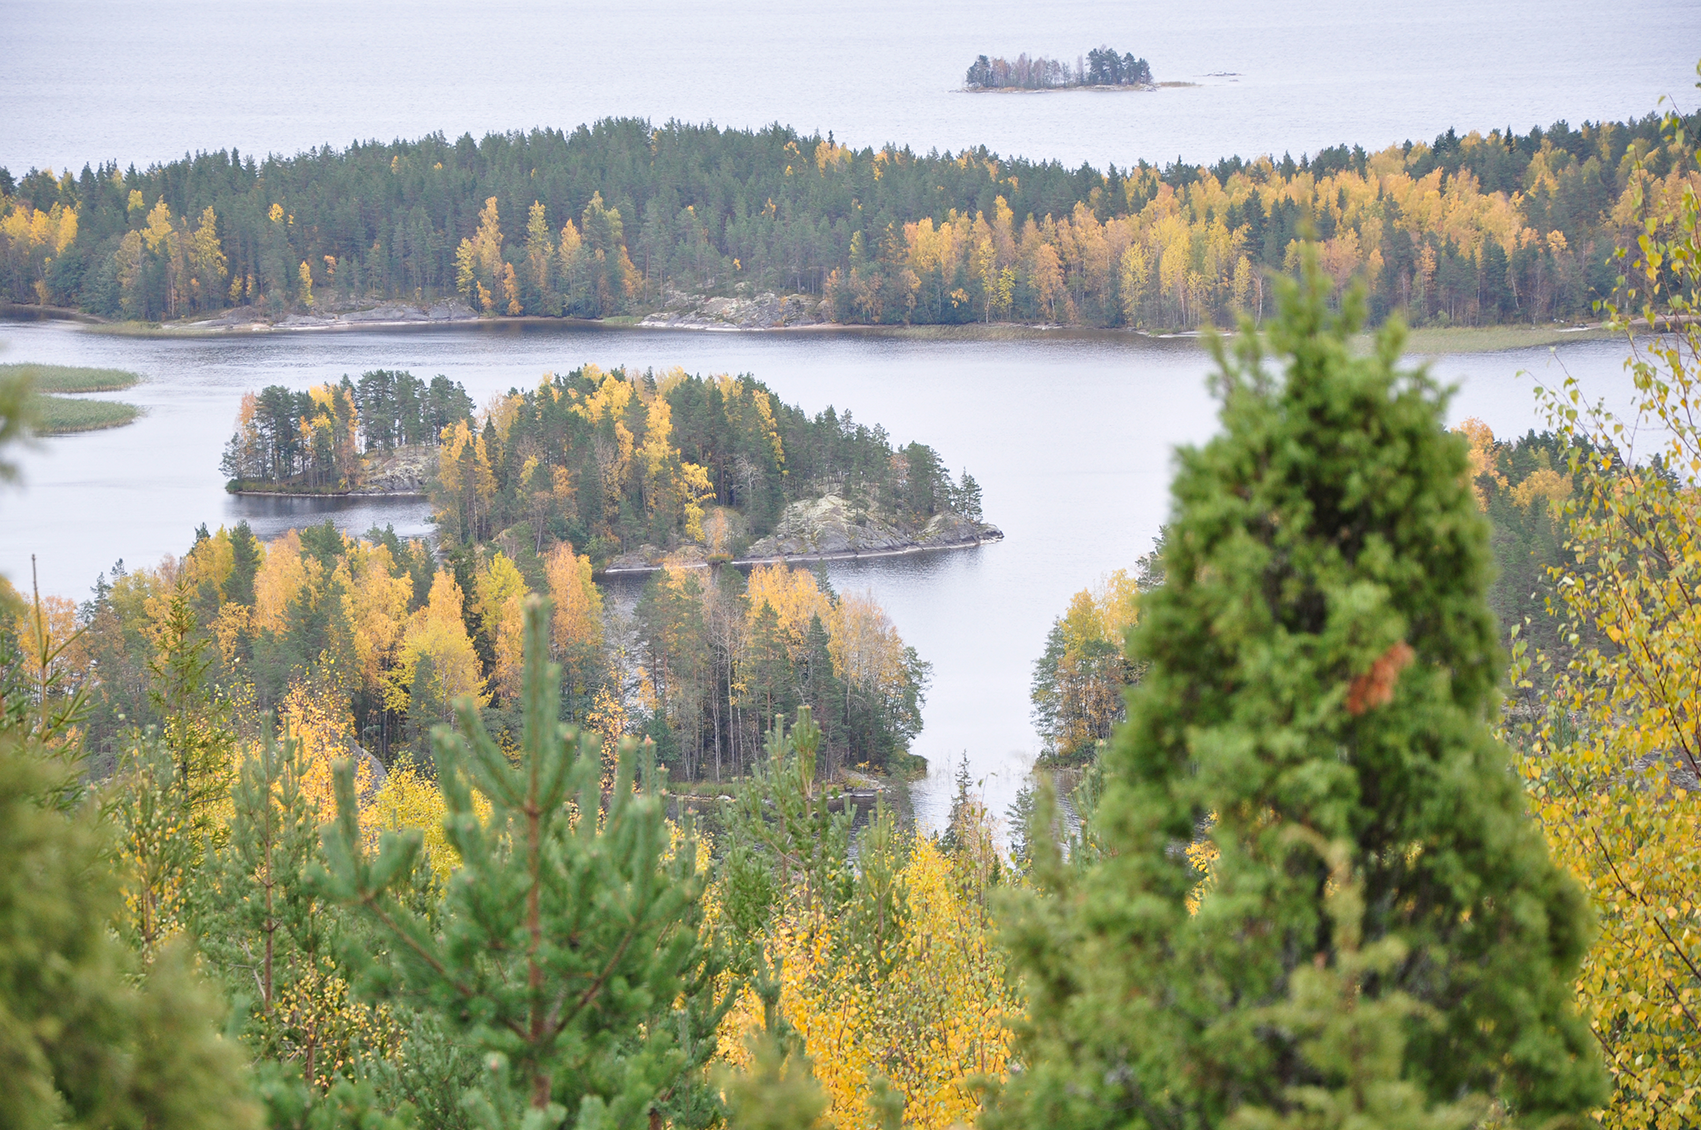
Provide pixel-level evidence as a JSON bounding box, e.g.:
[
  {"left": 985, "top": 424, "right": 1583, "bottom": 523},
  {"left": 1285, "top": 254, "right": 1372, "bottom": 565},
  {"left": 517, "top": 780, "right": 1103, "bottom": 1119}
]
[
  {"left": 964, "top": 46, "right": 1153, "bottom": 90},
  {"left": 221, "top": 365, "right": 997, "bottom": 573}
]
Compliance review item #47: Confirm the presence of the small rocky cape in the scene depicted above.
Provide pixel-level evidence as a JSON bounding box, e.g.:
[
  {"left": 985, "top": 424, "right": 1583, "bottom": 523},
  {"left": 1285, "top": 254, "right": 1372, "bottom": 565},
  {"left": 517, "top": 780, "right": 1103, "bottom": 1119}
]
[{"left": 600, "top": 493, "right": 1002, "bottom": 575}]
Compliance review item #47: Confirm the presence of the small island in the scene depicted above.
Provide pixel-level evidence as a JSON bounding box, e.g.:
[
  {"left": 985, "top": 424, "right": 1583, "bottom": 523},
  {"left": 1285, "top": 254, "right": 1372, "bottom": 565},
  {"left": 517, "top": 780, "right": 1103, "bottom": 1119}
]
[
  {"left": 0, "top": 363, "right": 143, "bottom": 434},
  {"left": 221, "top": 365, "right": 1000, "bottom": 573},
  {"left": 965, "top": 46, "right": 1152, "bottom": 91}
]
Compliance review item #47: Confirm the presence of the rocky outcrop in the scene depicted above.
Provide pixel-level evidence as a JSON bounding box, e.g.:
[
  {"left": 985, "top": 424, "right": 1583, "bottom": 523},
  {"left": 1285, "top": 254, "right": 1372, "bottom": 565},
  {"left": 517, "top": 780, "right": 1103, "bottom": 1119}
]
[
  {"left": 355, "top": 445, "right": 436, "bottom": 495},
  {"left": 229, "top": 444, "right": 437, "bottom": 497},
  {"left": 639, "top": 289, "right": 824, "bottom": 331},
  {"left": 745, "top": 495, "right": 999, "bottom": 559},
  {"left": 165, "top": 299, "right": 478, "bottom": 333},
  {"left": 597, "top": 495, "right": 1002, "bottom": 575}
]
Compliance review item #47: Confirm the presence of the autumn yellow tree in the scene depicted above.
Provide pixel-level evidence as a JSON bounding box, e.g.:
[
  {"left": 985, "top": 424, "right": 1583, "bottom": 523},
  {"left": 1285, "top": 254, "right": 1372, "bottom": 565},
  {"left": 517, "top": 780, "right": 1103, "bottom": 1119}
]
[
  {"left": 474, "top": 551, "right": 528, "bottom": 703},
  {"left": 438, "top": 418, "right": 497, "bottom": 541},
  {"left": 718, "top": 716, "right": 1014, "bottom": 1130},
  {"left": 545, "top": 541, "right": 604, "bottom": 708},
  {"left": 386, "top": 570, "right": 488, "bottom": 746},
  {"left": 455, "top": 195, "right": 506, "bottom": 312},
  {"left": 1515, "top": 104, "right": 1701, "bottom": 1130},
  {"left": 1030, "top": 569, "right": 1142, "bottom": 763}
]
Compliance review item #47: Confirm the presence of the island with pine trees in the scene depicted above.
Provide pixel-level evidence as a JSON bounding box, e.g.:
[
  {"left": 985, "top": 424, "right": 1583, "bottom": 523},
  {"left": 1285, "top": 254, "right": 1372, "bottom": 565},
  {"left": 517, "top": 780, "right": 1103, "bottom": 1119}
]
[
  {"left": 220, "top": 365, "right": 1000, "bottom": 573},
  {"left": 963, "top": 46, "right": 1153, "bottom": 91}
]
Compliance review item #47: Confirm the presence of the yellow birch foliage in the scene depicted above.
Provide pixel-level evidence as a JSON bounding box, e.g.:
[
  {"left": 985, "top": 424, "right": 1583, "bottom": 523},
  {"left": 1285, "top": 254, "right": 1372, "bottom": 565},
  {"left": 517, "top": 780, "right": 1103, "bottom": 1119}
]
[
  {"left": 1034, "top": 569, "right": 1142, "bottom": 760},
  {"left": 721, "top": 838, "right": 1014, "bottom": 1130},
  {"left": 438, "top": 418, "right": 498, "bottom": 536},
  {"left": 0, "top": 196, "right": 78, "bottom": 303},
  {"left": 746, "top": 563, "right": 833, "bottom": 660},
  {"left": 544, "top": 542, "right": 603, "bottom": 659},
  {"left": 1454, "top": 417, "right": 1504, "bottom": 507},
  {"left": 386, "top": 570, "right": 489, "bottom": 723},
  {"left": 827, "top": 590, "right": 907, "bottom": 698},
  {"left": 475, "top": 551, "right": 528, "bottom": 703},
  {"left": 359, "top": 761, "right": 490, "bottom": 885},
  {"left": 1515, "top": 111, "right": 1701, "bottom": 1130},
  {"left": 279, "top": 676, "right": 366, "bottom": 811},
  {"left": 339, "top": 541, "right": 412, "bottom": 700},
  {"left": 253, "top": 530, "right": 312, "bottom": 634}
]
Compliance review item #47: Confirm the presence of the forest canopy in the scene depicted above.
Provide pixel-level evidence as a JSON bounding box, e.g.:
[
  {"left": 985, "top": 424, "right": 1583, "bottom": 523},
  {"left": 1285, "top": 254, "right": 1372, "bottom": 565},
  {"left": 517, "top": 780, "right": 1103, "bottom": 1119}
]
[{"left": 2, "top": 109, "right": 1692, "bottom": 331}]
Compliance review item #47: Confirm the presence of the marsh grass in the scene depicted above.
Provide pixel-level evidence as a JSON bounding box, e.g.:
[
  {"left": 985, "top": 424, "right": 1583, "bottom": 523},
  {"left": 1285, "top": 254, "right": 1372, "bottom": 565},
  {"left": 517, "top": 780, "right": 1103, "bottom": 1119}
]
[
  {"left": 0, "top": 362, "right": 143, "bottom": 393},
  {"left": 31, "top": 395, "right": 141, "bottom": 434}
]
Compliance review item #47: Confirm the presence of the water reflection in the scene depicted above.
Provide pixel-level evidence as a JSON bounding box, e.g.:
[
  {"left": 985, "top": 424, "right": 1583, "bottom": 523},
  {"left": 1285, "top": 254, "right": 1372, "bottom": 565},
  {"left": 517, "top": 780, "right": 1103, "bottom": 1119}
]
[{"left": 229, "top": 494, "right": 436, "bottom": 544}]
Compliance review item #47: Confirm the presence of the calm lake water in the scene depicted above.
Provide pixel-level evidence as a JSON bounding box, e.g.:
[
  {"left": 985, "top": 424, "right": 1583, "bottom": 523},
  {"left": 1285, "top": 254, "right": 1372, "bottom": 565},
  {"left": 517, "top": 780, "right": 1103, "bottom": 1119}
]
[
  {"left": 4, "top": 0, "right": 1697, "bottom": 175},
  {"left": 0, "top": 317, "right": 1638, "bottom": 829}
]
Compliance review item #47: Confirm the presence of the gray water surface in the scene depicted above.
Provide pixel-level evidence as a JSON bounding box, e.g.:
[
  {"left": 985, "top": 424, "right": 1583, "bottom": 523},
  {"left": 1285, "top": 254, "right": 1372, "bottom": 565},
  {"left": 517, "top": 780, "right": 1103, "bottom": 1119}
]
[
  {"left": 5, "top": 0, "right": 1697, "bottom": 175},
  {"left": 0, "top": 318, "right": 1638, "bottom": 830}
]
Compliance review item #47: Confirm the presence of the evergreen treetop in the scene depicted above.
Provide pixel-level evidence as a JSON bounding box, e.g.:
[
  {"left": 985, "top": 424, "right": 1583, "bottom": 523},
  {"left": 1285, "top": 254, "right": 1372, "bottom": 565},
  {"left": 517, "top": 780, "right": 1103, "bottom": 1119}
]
[
  {"left": 997, "top": 251, "right": 1606, "bottom": 1130},
  {"left": 313, "top": 595, "right": 730, "bottom": 1129}
]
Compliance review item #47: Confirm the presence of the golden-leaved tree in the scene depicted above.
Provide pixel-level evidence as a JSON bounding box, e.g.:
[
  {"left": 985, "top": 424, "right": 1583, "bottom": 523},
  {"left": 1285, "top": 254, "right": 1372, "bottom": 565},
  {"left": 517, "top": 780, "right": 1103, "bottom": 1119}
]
[
  {"left": 717, "top": 712, "right": 1014, "bottom": 1130},
  {"left": 1030, "top": 569, "right": 1143, "bottom": 764},
  {"left": 1516, "top": 99, "right": 1701, "bottom": 1130}
]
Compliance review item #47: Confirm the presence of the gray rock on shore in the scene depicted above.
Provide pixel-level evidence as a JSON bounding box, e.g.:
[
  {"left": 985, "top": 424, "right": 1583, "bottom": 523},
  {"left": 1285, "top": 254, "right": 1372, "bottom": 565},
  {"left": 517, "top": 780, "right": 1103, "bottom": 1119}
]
[
  {"left": 639, "top": 289, "right": 823, "bottom": 331},
  {"left": 599, "top": 494, "right": 1002, "bottom": 575}
]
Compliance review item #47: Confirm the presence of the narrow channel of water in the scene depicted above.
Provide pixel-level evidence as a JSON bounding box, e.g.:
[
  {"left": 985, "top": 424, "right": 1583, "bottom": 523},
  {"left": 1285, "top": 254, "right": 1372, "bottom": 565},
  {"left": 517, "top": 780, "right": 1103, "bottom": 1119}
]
[{"left": 0, "top": 317, "right": 1638, "bottom": 830}]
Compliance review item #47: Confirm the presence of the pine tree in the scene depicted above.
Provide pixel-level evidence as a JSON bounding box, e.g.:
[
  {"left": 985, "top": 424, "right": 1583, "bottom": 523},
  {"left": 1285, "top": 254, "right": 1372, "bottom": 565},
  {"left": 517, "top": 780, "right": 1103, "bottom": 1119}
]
[
  {"left": 996, "top": 251, "right": 1606, "bottom": 1129},
  {"left": 194, "top": 724, "right": 393, "bottom": 1092},
  {"left": 313, "top": 595, "right": 730, "bottom": 1129}
]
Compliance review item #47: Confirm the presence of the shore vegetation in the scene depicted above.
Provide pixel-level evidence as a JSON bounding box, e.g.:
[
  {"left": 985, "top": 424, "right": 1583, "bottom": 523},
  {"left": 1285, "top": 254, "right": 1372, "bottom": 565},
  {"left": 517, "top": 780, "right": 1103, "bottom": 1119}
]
[
  {"left": 0, "top": 360, "right": 141, "bottom": 392},
  {"left": 0, "top": 362, "right": 144, "bottom": 433},
  {"left": 32, "top": 394, "right": 139, "bottom": 433}
]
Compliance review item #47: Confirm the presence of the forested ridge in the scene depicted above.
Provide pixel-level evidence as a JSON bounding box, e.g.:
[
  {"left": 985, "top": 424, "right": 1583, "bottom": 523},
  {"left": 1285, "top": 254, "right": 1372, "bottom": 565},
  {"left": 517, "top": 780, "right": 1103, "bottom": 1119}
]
[{"left": 2, "top": 109, "right": 1694, "bottom": 330}]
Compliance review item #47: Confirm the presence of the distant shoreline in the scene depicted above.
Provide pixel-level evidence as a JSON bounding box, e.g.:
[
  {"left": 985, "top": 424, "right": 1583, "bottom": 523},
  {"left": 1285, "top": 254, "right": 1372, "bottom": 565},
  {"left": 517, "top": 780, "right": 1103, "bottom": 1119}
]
[{"left": 1, "top": 301, "right": 1626, "bottom": 355}]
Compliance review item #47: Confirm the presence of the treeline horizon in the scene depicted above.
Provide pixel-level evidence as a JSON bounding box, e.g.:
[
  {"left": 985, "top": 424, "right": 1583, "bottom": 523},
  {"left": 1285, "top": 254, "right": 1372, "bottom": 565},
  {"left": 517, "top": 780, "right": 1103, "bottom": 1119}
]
[{"left": 2, "top": 109, "right": 1695, "bottom": 330}]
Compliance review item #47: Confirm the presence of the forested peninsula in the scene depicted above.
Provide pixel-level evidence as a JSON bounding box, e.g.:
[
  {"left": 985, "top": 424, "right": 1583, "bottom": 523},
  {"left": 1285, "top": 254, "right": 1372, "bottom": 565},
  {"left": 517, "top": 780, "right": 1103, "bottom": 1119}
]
[
  {"left": 1, "top": 110, "right": 1691, "bottom": 333},
  {"left": 221, "top": 365, "right": 997, "bottom": 573}
]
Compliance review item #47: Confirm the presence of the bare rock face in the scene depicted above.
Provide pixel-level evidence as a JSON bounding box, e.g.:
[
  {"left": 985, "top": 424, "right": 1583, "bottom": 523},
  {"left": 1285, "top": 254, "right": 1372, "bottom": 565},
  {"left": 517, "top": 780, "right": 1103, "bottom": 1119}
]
[
  {"left": 639, "top": 290, "right": 823, "bottom": 330},
  {"left": 594, "top": 495, "right": 1002, "bottom": 575},
  {"left": 603, "top": 543, "right": 708, "bottom": 575},
  {"left": 745, "top": 494, "right": 1002, "bottom": 560},
  {"left": 357, "top": 445, "right": 437, "bottom": 494}
]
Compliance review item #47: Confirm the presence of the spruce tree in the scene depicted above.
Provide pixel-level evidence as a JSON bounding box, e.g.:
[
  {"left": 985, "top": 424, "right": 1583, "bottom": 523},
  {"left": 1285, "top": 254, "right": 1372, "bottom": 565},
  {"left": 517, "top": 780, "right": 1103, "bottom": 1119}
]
[
  {"left": 313, "top": 595, "right": 729, "bottom": 1129},
  {"left": 997, "top": 254, "right": 1606, "bottom": 1129}
]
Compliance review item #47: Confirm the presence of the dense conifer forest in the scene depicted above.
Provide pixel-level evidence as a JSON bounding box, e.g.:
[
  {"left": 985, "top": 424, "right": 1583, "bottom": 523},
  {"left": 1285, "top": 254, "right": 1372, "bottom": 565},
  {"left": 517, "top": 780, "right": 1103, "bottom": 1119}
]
[{"left": 2, "top": 110, "right": 1693, "bottom": 330}]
